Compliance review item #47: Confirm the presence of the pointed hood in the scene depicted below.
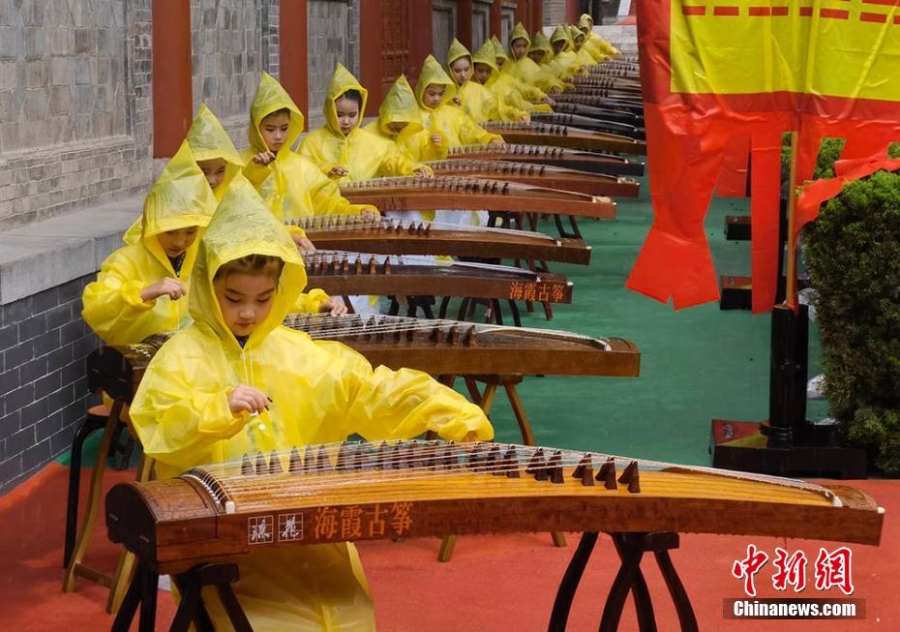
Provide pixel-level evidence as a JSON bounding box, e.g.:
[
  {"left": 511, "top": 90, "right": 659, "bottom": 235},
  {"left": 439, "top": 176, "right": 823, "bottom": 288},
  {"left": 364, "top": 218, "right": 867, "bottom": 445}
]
[
  {"left": 578, "top": 13, "right": 594, "bottom": 32},
  {"left": 472, "top": 40, "right": 499, "bottom": 74},
  {"left": 446, "top": 38, "right": 473, "bottom": 84},
  {"left": 529, "top": 31, "right": 553, "bottom": 61},
  {"left": 185, "top": 104, "right": 244, "bottom": 201},
  {"left": 550, "top": 24, "right": 575, "bottom": 51},
  {"left": 568, "top": 25, "right": 586, "bottom": 49},
  {"left": 141, "top": 141, "right": 217, "bottom": 271},
  {"left": 508, "top": 23, "right": 531, "bottom": 53},
  {"left": 189, "top": 176, "right": 306, "bottom": 349},
  {"left": 323, "top": 63, "right": 368, "bottom": 136},
  {"left": 248, "top": 72, "right": 305, "bottom": 155},
  {"left": 491, "top": 36, "right": 510, "bottom": 69},
  {"left": 415, "top": 55, "right": 456, "bottom": 111},
  {"left": 375, "top": 74, "right": 424, "bottom": 136}
]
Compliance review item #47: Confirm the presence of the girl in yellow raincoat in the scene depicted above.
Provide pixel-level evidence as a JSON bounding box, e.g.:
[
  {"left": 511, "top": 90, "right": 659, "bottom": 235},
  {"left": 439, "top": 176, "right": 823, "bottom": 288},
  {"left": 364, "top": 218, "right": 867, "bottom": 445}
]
[
  {"left": 578, "top": 13, "right": 619, "bottom": 60},
  {"left": 488, "top": 36, "right": 554, "bottom": 112},
  {"left": 549, "top": 25, "right": 586, "bottom": 80},
  {"left": 82, "top": 142, "right": 216, "bottom": 345},
  {"left": 241, "top": 72, "right": 376, "bottom": 221},
  {"left": 129, "top": 178, "right": 493, "bottom": 631},
  {"left": 299, "top": 63, "right": 430, "bottom": 181},
  {"left": 446, "top": 38, "right": 528, "bottom": 123},
  {"left": 506, "top": 23, "right": 567, "bottom": 96},
  {"left": 532, "top": 30, "right": 580, "bottom": 82},
  {"left": 362, "top": 74, "right": 443, "bottom": 163}
]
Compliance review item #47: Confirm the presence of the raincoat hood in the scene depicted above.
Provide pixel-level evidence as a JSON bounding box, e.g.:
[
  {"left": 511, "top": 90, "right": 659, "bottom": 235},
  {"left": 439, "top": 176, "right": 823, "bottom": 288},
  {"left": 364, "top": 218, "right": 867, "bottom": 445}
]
[
  {"left": 578, "top": 13, "right": 594, "bottom": 31},
  {"left": 446, "top": 38, "right": 472, "bottom": 85},
  {"left": 375, "top": 74, "right": 424, "bottom": 136},
  {"left": 323, "top": 63, "right": 369, "bottom": 137},
  {"left": 189, "top": 176, "right": 306, "bottom": 349},
  {"left": 529, "top": 31, "right": 553, "bottom": 60},
  {"left": 186, "top": 104, "right": 245, "bottom": 201},
  {"left": 141, "top": 141, "right": 217, "bottom": 266},
  {"left": 415, "top": 55, "right": 457, "bottom": 110},
  {"left": 509, "top": 23, "right": 531, "bottom": 52},
  {"left": 568, "top": 25, "right": 586, "bottom": 48},
  {"left": 472, "top": 40, "right": 499, "bottom": 74},
  {"left": 248, "top": 72, "right": 305, "bottom": 155},
  {"left": 550, "top": 25, "right": 575, "bottom": 51},
  {"left": 491, "top": 36, "right": 510, "bottom": 67}
]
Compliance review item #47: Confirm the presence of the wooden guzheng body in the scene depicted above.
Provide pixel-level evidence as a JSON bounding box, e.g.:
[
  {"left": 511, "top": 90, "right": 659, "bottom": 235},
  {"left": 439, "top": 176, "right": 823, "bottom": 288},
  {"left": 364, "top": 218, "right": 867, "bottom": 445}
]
[
  {"left": 302, "top": 252, "right": 573, "bottom": 305},
  {"left": 529, "top": 113, "right": 644, "bottom": 142},
  {"left": 338, "top": 175, "right": 616, "bottom": 219},
  {"left": 482, "top": 121, "right": 647, "bottom": 156},
  {"left": 106, "top": 440, "right": 883, "bottom": 575},
  {"left": 445, "top": 143, "right": 644, "bottom": 177},
  {"left": 288, "top": 215, "right": 592, "bottom": 264},
  {"left": 426, "top": 158, "right": 639, "bottom": 198},
  {"left": 86, "top": 315, "right": 641, "bottom": 404}
]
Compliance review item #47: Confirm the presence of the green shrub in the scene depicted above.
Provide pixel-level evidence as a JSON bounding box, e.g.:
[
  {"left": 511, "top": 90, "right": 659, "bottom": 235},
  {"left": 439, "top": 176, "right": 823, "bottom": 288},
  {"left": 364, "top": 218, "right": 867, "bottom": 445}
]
[{"left": 803, "top": 170, "right": 900, "bottom": 476}]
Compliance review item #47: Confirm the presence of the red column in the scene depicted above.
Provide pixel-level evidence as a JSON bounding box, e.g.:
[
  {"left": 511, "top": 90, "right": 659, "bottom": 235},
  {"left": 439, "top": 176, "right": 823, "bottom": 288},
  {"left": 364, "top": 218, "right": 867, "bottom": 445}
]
[
  {"left": 151, "top": 0, "right": 192, "bottom": 158},
  {"left": 490, "top": 0, "right": 502, "bottom": 39},
  {"left": 566, "top": 0, "right": 581, "bottom": 23},
  {"left": 280, "top": 0, "right": 309, "bottom": 127},
  {"left": 458, "top": 0, "right": 473, "bottom": 50},
  {"left": 408, "top": 0, "right": 433, "bottom": 79},
  {"left": 359, "top": 0, "right": 383, "bottom": 116}
]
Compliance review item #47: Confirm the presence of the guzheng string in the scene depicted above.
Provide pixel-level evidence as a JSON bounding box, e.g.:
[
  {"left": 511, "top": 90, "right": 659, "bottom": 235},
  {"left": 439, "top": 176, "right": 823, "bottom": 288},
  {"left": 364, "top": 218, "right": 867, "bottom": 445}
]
[
  {"left": 282, "top": 313, "right": 611, "bottom": 349},
  {"left": 180, "top": 440, "right": 842, "bottom": 516},
  {"left": 301, "top": 250, "right": 540, "bottom": 277}
]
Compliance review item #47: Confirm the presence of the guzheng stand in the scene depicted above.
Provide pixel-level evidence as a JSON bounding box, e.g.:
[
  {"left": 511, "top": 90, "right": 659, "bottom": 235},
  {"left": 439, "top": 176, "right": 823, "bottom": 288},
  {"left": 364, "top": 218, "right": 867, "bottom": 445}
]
[{"left": 549, "top": 531, "right": 698, "bottom": 632}]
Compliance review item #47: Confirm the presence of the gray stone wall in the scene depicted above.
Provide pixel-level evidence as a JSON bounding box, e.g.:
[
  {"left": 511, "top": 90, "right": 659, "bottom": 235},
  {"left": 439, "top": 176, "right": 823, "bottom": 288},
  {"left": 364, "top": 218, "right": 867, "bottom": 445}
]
[
  {"left": 0, "top": 0, "right": 154, "bottom": 231},
  {"left": 543, "top": 0, "right": 567, "bottom": 26},
  {"left": 306, "top": 0, "right": 359, "bottom": 131}
]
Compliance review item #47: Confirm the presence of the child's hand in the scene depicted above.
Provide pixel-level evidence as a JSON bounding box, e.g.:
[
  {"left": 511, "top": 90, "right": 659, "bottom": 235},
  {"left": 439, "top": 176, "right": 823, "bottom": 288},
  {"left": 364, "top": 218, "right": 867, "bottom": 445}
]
[
  {"left": 252, "top": 151, "right": 276, "bottom": 165},
  {"left": 291, "top": 233, "right": 316, "bottom": 254},
  {"left": 487, "top": 139, "right": 507, "bottom": 150},
  {"left": 520, "top": 113, "right": 531, "bottom": 124},
  {"left": 228, "top": 385, "right": 270, "bottom": 416},
  {"left": 452, "top": 95, "right": 462, "bottom": 106},
  {"left": 320, "top": 297, "right": 348, "bottom": 316},
  {"left": 328, "top": 166, "right": 348, "bottom": 178},
  {"left": 544, "top": 97, "right": 556, "bottom": 107},
  {"left": 413, "top": 167, "right": 433, "bottom": 178},
  {"left": 360, "top": 207, "right": 379, "bottom": 218},
  {"left": 430, "top": 134, "right": 443, "bottom": 146},
  {"left": 140, "top": 278, "right": 186, "bottom": 302}
]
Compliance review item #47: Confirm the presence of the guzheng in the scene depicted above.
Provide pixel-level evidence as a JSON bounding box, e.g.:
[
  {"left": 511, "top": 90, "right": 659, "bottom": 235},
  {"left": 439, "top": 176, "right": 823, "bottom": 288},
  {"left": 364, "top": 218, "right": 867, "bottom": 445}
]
[
  {"left": 287, "top": 215, "right": 593, "bottom": 264},
  {"left": 482, "top": 121, "right": 647, "bottom": 156},
  {"left": 302, "top": 251, "right": 573, "bottom": 306},
  {"left": 426, "top": 159, "right": 639, "bottom": 198},
  {"left": 338, "top": 175, "right": 616, "bottom": 220},
  {"left": 529, "top": 113, "right": 645, "bottom": 142},
  {"left": 550, "top": 101, "right": 644, "bottom": 128},
  {"left": 552, "top": 92, "right": 646, "bottom": 116},
  {"left": 105, "top": 440, "right": 884, "bottom": 575},
  {"left": 86, "top": 315, "right": 640, "bottom": 406},
  {"left": 445, "top": 143, "right": 644, "bottom": 177}
]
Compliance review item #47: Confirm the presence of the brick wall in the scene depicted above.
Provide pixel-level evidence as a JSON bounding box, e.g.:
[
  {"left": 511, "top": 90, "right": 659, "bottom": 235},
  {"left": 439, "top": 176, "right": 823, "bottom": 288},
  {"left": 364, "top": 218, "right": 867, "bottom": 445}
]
[
  {"left": 0, "top": 275, "right": 99, "bottom": 495},
  {"left": 306, "top": 0, "right": 360, "bottom": 131}
]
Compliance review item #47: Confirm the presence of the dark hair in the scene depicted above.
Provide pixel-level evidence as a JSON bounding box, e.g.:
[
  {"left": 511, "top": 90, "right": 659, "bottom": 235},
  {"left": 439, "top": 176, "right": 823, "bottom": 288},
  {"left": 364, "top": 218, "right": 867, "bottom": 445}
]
[
  {"left": 263, "top": 107, "right": 291, "bottom": 121},
  {"left": 338, "top": 90, "right": 363, "bottom": 107},
  {"left": 214, "top": 254, "right": 285, "bottom": 284}
]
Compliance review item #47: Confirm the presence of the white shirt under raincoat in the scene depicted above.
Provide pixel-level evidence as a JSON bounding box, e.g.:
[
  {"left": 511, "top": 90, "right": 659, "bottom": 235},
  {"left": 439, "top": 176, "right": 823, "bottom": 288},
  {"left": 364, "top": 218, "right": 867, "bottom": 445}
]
[
  {"left": 129, "top": 179, "right": 493, "bottom": 631},
  {"left": 82, "top": 142, "right": 216, "bottom": 345},
  {"left": 299, "top": 63, "right": 427, "bottom": 181},
  {"left": 241, "top": 72, "right": 373, "bottom": 220}
]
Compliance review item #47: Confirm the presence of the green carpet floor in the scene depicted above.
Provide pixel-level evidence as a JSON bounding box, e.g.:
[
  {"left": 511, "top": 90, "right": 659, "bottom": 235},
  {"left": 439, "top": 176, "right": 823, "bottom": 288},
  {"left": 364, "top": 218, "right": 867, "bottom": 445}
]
[
  {"left": 62, "top": 170, "right": 829, "bottom": 469},
  {"left": 481, "top": 169, "right": 829, "bottom": 466}
]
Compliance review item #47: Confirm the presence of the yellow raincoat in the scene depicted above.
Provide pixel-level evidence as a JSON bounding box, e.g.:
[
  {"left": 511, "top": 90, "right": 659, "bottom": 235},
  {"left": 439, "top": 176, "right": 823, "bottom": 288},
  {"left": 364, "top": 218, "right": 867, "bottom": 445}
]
[
  {"left": 447, "top": 38, "right": 526, "bottom": 123},
  {"left": 241, "top": 72, "right": 373, "bottom": 220},
  {"left": 362, "top": 74, "right": 443, "bottom": 163},
  {"left": 130, "top": 178, "right": 492, "bottom": 631},
  {"left": 415, "top": 55, "right": 503, "bottom": 148},
  {"left": 578, "top": 13, "right": 619, "bottom": 59},
  {"left": 489, "top": 36, "right": 553, "bottom": 111},
  {"left": 122, "top": 104, "right": 245, "bottom": 246},
  {"left": 548, "top": 26, "right": 586, "bottom": 80},
  {"left": 507, "top": 23, "right": 567, "bottom": 95},
  {"left": 82, "top": 142, "right": 216, "bottom": 345},
  {"left": 569, "top": 25, "right": 599, "bottom": 69},
  {"left": 298, "top": 63, "right": 426, "bottom": 181}
]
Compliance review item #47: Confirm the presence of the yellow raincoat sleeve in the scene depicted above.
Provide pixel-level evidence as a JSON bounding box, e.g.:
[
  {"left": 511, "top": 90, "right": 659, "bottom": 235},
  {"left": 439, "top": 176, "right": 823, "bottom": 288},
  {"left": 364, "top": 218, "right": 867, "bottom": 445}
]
[
  {"left": 82, "top": 248, "right": 158, "bottom": 345},
  {"left": 312, "top": 340, "right": 493, "bottom": 443},
  {"left": 290, "top": 288, "right": 330, "bottom": 314}
]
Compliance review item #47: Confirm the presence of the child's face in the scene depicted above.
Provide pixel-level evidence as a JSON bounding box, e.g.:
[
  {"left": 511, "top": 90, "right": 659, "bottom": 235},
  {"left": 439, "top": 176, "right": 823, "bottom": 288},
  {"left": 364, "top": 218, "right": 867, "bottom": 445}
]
[
  {"left": 214, "top": 272, "right": 277, "bottom": 338},
  {"left": 197, "top": 158, "right": 228, "bottom": 191},
  {"left": 573, "top": 35, "right": 585, "bottom": 50},
  {"left": 334, "top": 95, "right": 360, "bottom": 137},
  {"left": 527, "top": 50, "right": 545, "bottom": 64},
  {"left": 156, "top": 226, "right": 199, "bottom": 259},
  {"left": 422, "top": 84, "right": 446, "bottom": 109},
  {"left": 495, "top": 56, "right": 505, "bottom": 69},
  {"left": 449, "top": 57, "right": 471, "bottom": 86},
  {"left": 259, "top": 111, "right": 290, "bottom": 153},
  {"left": 552, "top": 41, "right": 565, "bottom": 55},
  {"left": 473, "top": 63, "right": 492, "bottom": 85},
  {"left": 511, "top": 38, "right": 529, "bottom": 60},
  {"left": 386, "top": 121, "right": 408, "bottom": 135}
]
